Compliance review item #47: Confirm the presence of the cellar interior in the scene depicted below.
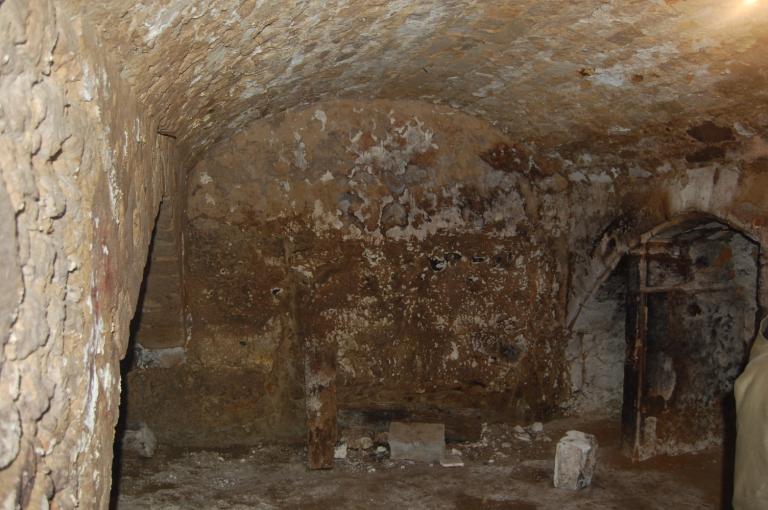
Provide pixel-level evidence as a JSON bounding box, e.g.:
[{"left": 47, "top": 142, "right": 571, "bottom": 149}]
[{"left": 1, "top": 1, "right": 768, "bottom": 509}]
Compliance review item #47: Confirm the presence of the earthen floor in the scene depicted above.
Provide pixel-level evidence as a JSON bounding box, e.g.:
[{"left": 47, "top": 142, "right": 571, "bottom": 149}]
[{"left": 113, "top": 417, "right": 727, "bottom": 510}]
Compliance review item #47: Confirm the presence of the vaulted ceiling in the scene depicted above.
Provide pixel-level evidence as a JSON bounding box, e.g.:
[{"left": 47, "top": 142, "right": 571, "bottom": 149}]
[{"left": 72, "top": 0, "right": 768, "bottom": 167}]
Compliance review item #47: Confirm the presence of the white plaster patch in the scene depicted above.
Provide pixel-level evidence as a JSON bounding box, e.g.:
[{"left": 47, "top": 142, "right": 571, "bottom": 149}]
[
  {"left": 589, "top": 66, "right": 626, "bottom": 87},
  {"left": 143, "top": 3, "right": 181, "bottom": 46},
  {"left": 448, "top": 342, "right": 459, "bottom": 361},
  {"left": 293, "top": 132, "right": 308, "bottom": 170},
  {"left": 84, "top": 369, "right": 99, "bottom": 432},
  {"left": 629, "top": 166, "right": 652, "bottom": 178},
  {"left": 734, "top": 122, "right": 755, "bottom": 137},
  {"left": 312, "top": 199, "right": 343, "bottom": 231},
  {"left": 588, "top": 172, "right": 613, "bottom": 184},
  {"left": 314, "top": 110, "right": 327, "bottom": 131},
  {"left": 135, "top": 346, "right": 187, "bottom": 369},
  {"left": 80, "top": 63, "right": 95, "bottom": 102},
  {"left": 240, "top": 82, "right": 265, "bottom": 99},
  {"left": 568, "top": 171, "right": 588, "bottom": 183}
]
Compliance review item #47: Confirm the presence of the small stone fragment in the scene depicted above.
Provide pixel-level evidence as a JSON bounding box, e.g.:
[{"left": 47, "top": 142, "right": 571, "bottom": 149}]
[
  {"left": 439, "top": 451, "right": 464, "bottom": 468},
  {"left": 389, "top": 422, "right": 445, "bottom": 463},
  {"left": 121, "top": 422, "right": 157, "bottom": 458},
  {"left": 514, "top": 427, "right": 532, "bottom": 442},
  {"left": 530, "top": 422, "right": 544, "bottom": 433},
  {"left": 553, "top": 430, "right": 598, "bottom": 490},
  {"left": 356, "top": 436, "right": 374, "bottom": 450},
  {"left": 342, "top": 428, "right": 374, "bottom": 450},
  {"left": 334, "top": 441, "right": 348, "bottom": 460}
]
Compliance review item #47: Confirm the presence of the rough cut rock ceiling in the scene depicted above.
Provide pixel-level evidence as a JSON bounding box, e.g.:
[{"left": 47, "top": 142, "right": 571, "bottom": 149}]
[{"left": 72, "top": 0, "right": 768, "bottom": 166}]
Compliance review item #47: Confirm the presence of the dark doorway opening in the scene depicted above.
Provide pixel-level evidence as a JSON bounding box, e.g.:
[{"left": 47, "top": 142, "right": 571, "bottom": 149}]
[
  {"left": 621, "top": 216, "right": 759, "bottom": 508},
  {"left": 572, "top": 214, "right": 760, "bottom": 509}
]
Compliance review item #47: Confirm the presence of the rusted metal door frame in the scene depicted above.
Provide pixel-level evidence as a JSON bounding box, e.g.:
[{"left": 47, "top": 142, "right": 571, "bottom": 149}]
[{"left": 622, "top": 246, "right": 648, "bottom": 461}]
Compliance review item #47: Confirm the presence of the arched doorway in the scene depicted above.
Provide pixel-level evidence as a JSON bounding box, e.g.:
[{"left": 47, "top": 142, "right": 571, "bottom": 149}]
[
  {"left": 569, "top": 213, "right": 761, "bottom": 466},
  {"left": 621, "top": 215, "right": 760, "bottom": 462}
]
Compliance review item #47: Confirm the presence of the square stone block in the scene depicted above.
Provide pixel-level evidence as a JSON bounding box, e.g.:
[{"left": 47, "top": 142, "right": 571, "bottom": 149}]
[
  {"left": 554, "top": 430, "right": 598, "bottom": 490},
  {"left": 388, "top": 422, "right": 445, "bottom": 463}
]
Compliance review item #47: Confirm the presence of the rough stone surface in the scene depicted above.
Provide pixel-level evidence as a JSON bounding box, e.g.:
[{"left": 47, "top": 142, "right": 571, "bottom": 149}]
[
  {"left": 67, "top": 1, "right": 768, "bottom": 171},
  {"left": 0, "top": 1, "right": 179, "bottom": 505},
  {"left": 389, "top": 422, "right": 446, "bottom": 463},
  {"left": 130, "top": 199, "right": 185, "bottom": 351},
  {"left": 128, "top": 92, "right": 768, "bottom": 454},
  {"left": 3, "top": 0, "right": 768, "bottom": 504},
  {"left": 134, "top": 100, "right": 568, "bottom": 446},
  {"left": 554, "top": 430, "right": 598, "bottom": 490}
]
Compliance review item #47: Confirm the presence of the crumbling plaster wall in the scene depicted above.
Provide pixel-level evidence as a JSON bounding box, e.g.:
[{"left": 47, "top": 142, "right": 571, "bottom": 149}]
[
  {"left": 126, "top": 95, "right": 768, "bottom": 444},
  {"left": 565, "top": 138, "right": 768, "bottom": 413},
  {"left": 0, "top": 1, "right": 181, "bottom": 507},
  {"left": 126, "top": 97, "right": 768, "bottom": 447},
  {"left": 129, "top": 100, "right": 571, "bottom": 446},
  {"left": 635, "top": 227, "right": 758, "bottom": 457}
]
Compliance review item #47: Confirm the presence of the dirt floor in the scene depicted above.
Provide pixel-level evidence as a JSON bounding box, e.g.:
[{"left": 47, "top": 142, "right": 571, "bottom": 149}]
[{"left": 112, "top": 416, "right": 730, "bottom": 509}]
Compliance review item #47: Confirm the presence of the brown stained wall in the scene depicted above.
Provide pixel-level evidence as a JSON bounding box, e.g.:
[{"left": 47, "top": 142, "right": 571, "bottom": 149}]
[
  {"left": 124, "top": 98, "right": 768, "bottom": 448},
  {"left": 1, "top": 0, "right": 767, "bottom": 502},
  {"left": 0, "top": 1, "right": 181, "bottom": 506},
  {"left": 126, "top": 100, "right": 571, "bottom": 446}
]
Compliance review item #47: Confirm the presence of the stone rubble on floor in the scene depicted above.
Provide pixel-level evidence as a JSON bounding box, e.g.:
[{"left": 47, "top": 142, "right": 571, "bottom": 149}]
[
  {"left": 341, "top": 427, "right": 375, "bottom": 450},
  {"left": 333, "top": 420, "right": 557, "bottom": 471},
  {"left": 439, "top": 448, "right": 464, "bottom": 468}
]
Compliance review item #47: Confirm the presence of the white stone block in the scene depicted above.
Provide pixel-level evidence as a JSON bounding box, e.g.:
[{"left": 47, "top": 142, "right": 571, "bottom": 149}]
[
  {"left": 334, "top": 441, "right": 348, "bottom": 459},
  {"left": 388, "top": 422, "right": 445, "bottom": 463},
  {"left": 553, "top": 430, "right": 598, "bottom": 490}
]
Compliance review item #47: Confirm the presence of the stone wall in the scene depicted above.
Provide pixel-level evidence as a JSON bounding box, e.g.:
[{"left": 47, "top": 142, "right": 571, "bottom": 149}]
[
  {"left": 130, "top": 197, "right": 186, "bottom": 369},
  {"left": 127, "top": 100, "right": 572, "bottom": 446},
  {"left": 124, "top": 98, "right": 768, "bottom": 449},
  {"left": 2, "top": 0, "right": 768, "bottom": 503},
  {"left": 0, "top": 1, "right": 180, "bottom": 507}
]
